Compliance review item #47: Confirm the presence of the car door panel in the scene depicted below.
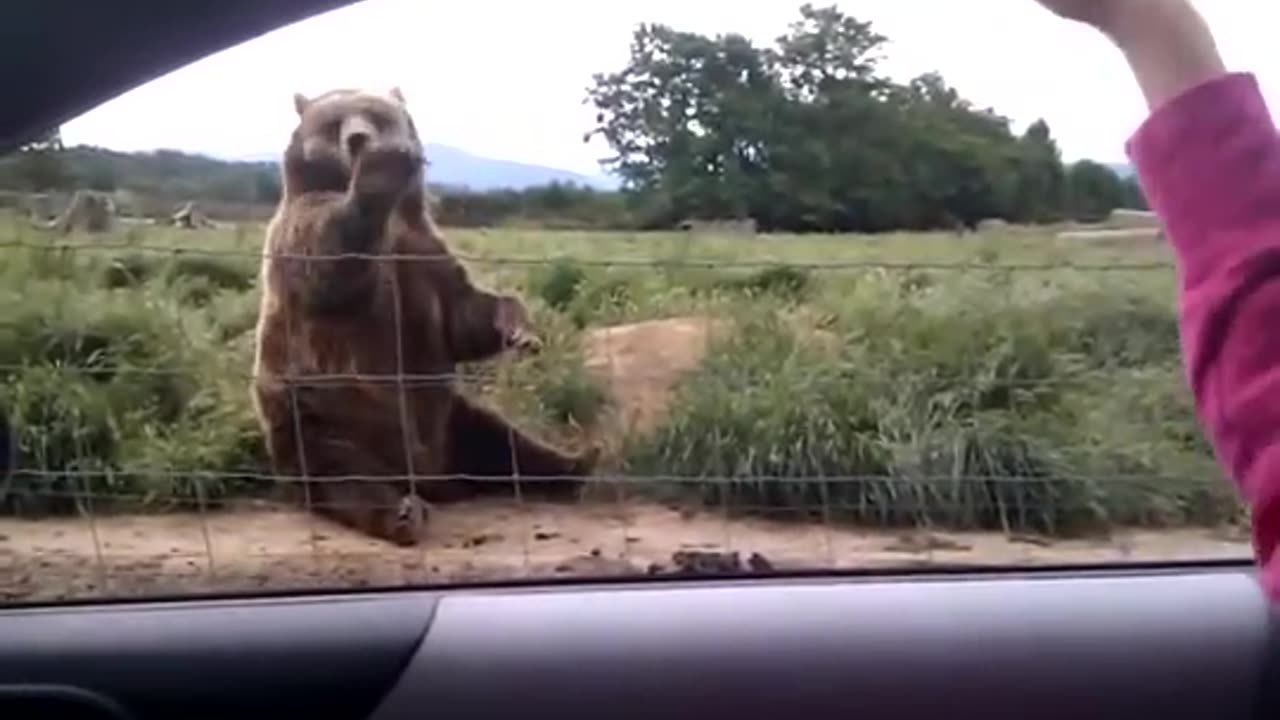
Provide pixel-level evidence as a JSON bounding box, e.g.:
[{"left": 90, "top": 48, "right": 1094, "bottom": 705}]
[
  {"left": 2, "top": 563, "right": 1275, "bottom": 720},
  {"left": 0, "top": 593, "right": 437, "bottom": 720}
]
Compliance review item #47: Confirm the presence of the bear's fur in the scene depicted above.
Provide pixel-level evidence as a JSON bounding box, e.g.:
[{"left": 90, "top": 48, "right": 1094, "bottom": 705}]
[{"left": 251, "top": 86, "right": 597, "bottom": 546}]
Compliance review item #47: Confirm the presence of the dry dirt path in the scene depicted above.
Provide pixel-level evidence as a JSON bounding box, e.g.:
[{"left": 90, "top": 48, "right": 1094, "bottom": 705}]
[{"left": 0, "top": 499, "right": 1250, "bottom": 603}]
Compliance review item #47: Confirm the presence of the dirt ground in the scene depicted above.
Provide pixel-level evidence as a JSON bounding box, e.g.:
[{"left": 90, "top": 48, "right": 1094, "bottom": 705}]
[{"left": 0, "top": 498, "right": 1251, "bottom": 603}]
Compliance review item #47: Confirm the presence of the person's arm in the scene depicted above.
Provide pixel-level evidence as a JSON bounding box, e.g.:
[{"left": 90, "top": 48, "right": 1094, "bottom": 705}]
[
  {"left": 1128, "top": 17, "right": 1280, "bottom": 599},
  {"left": 1039, "top": 0, "right": 1280, "bottom": 599},
  {"left": 1130, "top": 71, "right": 1280, "bottom": 600},
  {"left": 1104, "top": 0, "right": 1227, "bottom": 111}
]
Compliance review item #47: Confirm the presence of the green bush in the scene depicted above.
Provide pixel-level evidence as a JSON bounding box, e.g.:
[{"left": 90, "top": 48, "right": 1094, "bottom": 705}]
[
  {"left": 622, "top": 286, "right": 1229, "bottom": 535},
  {"left": 713, "top": 265, "right": 812, "bottom": 301},
  {"left": 530, "top": 256, "right": 587, "bottom": 311},
  {"left": 1048, "top": 290, "right": 1180, "bottom": 368},
  {"left": 0, "top": 260, "right": 262, "bottom": 514},
  {"left": 99, "top": 253, "right": 253, "bottom": 301},
  {"left": 101, "top": 254, "right": 159, "bottom": 289},
  {"left": 166, "top": 255, "right": 255, "bottom": 293},
  {"left": 474, "top": 310, "right": 610, "bottom": 432},
  {"left": 1, "top": 367, "right": 119, "bottom": 515},
  {"left": 567, "top": 272, "right": 636, "bottom": 329},
  {"left": 535, "top": 366, "right": 609, "bottom": 428}
]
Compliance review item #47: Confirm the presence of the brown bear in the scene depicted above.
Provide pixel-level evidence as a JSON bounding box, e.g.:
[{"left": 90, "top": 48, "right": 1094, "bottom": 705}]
[{"left": 251, "top": 86, "right": 598, "bottom": 547}]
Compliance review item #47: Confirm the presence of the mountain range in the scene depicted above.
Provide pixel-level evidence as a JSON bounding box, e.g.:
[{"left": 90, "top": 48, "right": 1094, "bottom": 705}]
[
  {"left": 233, "top": 143, "right": 619, "bottom": 192},
  {"left": 207, "top": 147, "right": 1136, "bottom": 194}
]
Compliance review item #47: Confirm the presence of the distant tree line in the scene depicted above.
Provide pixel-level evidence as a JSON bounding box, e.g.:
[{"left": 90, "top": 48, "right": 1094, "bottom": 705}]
[
  {"left": 428, "top": 182, "right": 636, "bottom": 229},
  {"left": 0, "top": 140, "right": 630, "bottom": 229},
  {"left": 0, "top": 136, "right": 283, "bottom": 207},
  {"left": 585, "top": 4, "right": 1148, "bottom": 232},
  {"left": 0, "top": 140, "right": 640, "bottom": 229}
]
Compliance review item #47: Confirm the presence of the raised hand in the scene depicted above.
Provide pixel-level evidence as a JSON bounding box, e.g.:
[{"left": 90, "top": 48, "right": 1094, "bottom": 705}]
[
  {"left": 1035, "top": 0, "right": 1115, "bottom": 26},
  {"left": 1031, "top": 0, "right": 1158, "bottom": 30},
  {"left": 1031, "top": 0, "right": 1224, "bottom": 111}
]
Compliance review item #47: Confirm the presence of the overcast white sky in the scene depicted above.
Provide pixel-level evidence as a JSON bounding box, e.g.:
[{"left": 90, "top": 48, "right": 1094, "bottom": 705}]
[{"left": 60, "top": 0, "right": 1278, "bottom": 176}]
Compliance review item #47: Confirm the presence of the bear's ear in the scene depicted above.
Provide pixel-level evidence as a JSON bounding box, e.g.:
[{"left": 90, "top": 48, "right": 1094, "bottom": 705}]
[
  {"left": 293, "top": 92, "right": 311, "bottom": 116},
  {"left": 389, "top": 86, "right": 407, "bottom": 105}
]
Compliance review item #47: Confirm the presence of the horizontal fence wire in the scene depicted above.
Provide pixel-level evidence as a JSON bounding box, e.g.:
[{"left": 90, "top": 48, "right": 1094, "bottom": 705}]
[{"left": 0, "top": 224, "right": 1246, "bottom": 604}]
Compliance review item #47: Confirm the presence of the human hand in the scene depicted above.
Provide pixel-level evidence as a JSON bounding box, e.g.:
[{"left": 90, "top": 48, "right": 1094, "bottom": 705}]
[
  {"left": 1032, "top": 0, "right": 1225, "bottom": 111},
  {"left": 1033, "top": 0, "right": 1188, "bottom": 37},
  {"left": 1034, "top": 0, "right": 1122, "bottom": 28}
]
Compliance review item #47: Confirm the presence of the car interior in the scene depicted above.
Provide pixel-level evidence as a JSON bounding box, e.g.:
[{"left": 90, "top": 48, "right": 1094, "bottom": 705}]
[{"left": 2, "top": 2, "right": 1279, "bottom": 719}]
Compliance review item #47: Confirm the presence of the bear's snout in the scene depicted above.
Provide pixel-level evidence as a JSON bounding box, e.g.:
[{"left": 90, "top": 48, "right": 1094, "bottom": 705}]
[
  {"left": 346, "top": 132, "right": 369, "bottom": 158},
  {"left": 341, "top": 115, "right": 377, "bottom": 161}
]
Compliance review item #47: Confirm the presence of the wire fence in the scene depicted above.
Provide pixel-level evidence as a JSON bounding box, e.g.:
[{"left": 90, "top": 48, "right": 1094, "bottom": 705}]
[{"left": 0, "top": 221, "right": 1252, "bottom": 603}]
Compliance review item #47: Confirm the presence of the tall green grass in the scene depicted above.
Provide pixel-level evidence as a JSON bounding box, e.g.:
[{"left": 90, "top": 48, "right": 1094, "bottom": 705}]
[
  {"left": 622, "top": 276, "right": 1231, "bottom": 535},
  {"left": 0, "top": 219, "right": 1236, "bottom": 535}
]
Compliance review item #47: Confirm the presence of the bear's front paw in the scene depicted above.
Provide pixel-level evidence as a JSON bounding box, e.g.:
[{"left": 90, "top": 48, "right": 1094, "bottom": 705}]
[
  {"left": 352, "top": 145, "right": 421, "bottom": 202},
  {"left": 506, "top": 327, "right": 543, "bottom": 356},
  {"left": 494, "top": 295, "right": 541, "bottom": 355}
]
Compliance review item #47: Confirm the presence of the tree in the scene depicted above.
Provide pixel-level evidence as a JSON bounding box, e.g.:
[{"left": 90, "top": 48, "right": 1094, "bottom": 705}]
[
  {"left": 585, "top": 6, "right": 1133, "bottom": 233},
  {"left": 1064, "top": 161, "right": 1127, "bottom": 222},
  {"left": 3, "top": 126, "right": 73, "bottom": 192},
  {"left": 252, "top": 170, "right": 282, "bottom": 205},
  {"left": 772, "top": 3, "right": 890, "bottom": 101},
  {"left": 585, "top": 24, "right": 781, "bottom": 227},
  {"left": 1010, "top": 120, "right": 1066, "bottom": 223},
  {"left": 1119, "top": 175, "right": 1149, "bottom": 211}
]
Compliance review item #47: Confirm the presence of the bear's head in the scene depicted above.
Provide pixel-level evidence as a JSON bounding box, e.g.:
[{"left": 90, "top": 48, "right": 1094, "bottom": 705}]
[{"left": 281, "top": 86, "right": 424, "bottom": 197}]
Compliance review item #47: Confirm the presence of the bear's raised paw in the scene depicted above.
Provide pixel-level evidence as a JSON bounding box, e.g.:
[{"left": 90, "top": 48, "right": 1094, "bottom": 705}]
[{"left": 352, "top": 145, "right": 421, "bottom": 203}]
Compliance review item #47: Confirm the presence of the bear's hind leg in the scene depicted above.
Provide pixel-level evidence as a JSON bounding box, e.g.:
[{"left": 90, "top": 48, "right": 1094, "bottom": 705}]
[
  {"left": 262, "top": 405, "right": 430, "bottom": 547},
  {"left": 309, "top": 479, "right": 428, "bottom": 547},
  {"left": 446, "top": 393, "right": 598, "bottom": 501}
]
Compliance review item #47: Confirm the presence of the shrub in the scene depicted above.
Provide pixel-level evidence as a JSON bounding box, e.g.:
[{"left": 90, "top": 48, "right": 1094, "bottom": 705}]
[
  {"left": 100, "top": 253, "right": 253, "bottom": 301},
  {"left": 567, "top": 273, "right": 636, "bottom": 329},
  {"left": 0, "top": 266, "right": 264, "bottom": 515},
  {"left": 530, "top": 256, "right": 587, "bottom": 311},
  {"left": 166, "top": 255, "right": 255, "bottom": 293},
  {"left": 535, "top": 365, "right": 609, "bottom": 427},
  {"left": 624, "top": 286, "right": 1228, "bottom": 535},
  {"left": 474, "top": 311, "right": 610, "bottom": 433},
  {"left": 714, "top": 265, "right": 812, "bottom": 301},
  {"left": 0, "top": 367, "right": 119, "bottom": 515},
  {"left": 101, "top": 254, "right": 159, "bottom": 289}
]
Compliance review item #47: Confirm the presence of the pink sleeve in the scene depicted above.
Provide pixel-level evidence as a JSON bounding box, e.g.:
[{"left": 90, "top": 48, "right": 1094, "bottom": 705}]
[{"left": 1127, "top": 72, "right": 1280, "bottom": 600}]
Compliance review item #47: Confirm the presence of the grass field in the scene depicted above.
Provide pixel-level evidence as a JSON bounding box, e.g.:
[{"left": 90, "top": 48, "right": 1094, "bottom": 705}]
[{"left": 0, "top": 216, "right": 1252, "bottom": 601}]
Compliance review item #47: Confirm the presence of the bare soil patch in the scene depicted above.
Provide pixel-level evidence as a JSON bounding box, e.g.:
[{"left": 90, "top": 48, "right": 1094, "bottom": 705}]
[
  {"left": 580, "top": 313, "right": 834, "bottom": 441},
  {"left": 582, "top": 316, "right": 724, "bottom": 435},
  {"left": 0, "top": 498, "right": 1250, "bottom": 603}
]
